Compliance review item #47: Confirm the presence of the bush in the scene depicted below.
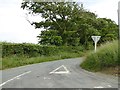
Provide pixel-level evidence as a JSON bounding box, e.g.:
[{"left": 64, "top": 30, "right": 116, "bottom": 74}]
[
  {"left": 80, "top": 40, "right": 119, "bottom": 71},
  {"left": 1, "top": 42, "right": 84, "bottom": 58},
  {"left": 1, "top": 42, "right": 85, "bottom": 69},
  {"left": 1, "top": 43, "right": 59, "bottom": 57}
]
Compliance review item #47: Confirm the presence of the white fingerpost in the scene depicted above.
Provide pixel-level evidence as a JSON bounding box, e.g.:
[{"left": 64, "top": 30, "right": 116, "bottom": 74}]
[{"left": 91, "top": 36, "right": 101, "bottom": 52}]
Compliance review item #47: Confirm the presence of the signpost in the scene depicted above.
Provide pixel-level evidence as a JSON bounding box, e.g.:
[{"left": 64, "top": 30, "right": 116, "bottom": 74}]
[{"left": 91, "top": 36, "right": 101, "bottom": 52}]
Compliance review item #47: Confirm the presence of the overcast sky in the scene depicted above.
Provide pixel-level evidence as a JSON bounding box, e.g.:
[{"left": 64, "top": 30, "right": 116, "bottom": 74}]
[{"left": 0, "top": 0, "right": 119, "bottom": 44}]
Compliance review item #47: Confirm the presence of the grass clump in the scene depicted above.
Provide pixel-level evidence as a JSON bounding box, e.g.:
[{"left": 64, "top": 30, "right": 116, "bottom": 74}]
[{"left": 80, "top": 40, "right": 119, "bottom": 75}]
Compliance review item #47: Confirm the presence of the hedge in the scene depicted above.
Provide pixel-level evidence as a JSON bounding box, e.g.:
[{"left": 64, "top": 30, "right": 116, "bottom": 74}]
[{"left": 1, "top": 42, "right": 84, "bottom": 58}]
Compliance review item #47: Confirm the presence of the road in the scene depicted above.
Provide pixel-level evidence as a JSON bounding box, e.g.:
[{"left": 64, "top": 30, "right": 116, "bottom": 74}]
[{"left": 0, "top": 57, "right": 118, "bottom": 88}]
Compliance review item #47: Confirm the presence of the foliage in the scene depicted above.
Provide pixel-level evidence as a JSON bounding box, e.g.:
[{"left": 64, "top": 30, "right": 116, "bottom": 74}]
[
  {"left": 1, "top": 42, "right": 85, "bottom": 70},
  {"left": 21, "top": 1, "right": 118, "bottom": 48},
  {"left": 37, "top": 30, "right": 62, "bottom": 46},
  {"left": 80, "top": 40, "right": 119, "bottom": 71},
  {"left": 1, "top": 51, "right": 83, "bottom": 70},
  {"left": 2, "top": 42, "right": 56, "bottom": 57},
  {"left": 1, "top": 42, "right": 84, "bottom": 58},
  {"left": 95, "top": 18, "right": 118, "bottom": 43}
]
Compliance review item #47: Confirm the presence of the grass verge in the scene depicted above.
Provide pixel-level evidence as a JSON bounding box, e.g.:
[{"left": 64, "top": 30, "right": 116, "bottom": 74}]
[
  {"left": 1, "top": 51, "right": 84, "bottom": 70},
  {"left": 80, "top": 40, "right": 119, "bottom": 76}
]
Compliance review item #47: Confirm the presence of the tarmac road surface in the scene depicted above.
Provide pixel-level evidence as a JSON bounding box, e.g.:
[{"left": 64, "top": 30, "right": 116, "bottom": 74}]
[{"left": 0, "top": 57, "right": 118, "bottom": 88}]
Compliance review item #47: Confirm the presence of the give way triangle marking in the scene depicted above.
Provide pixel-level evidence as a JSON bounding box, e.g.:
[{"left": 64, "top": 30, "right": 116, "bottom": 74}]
[{"left": 49, "top": 65, "right": 70, "bottom": 74}]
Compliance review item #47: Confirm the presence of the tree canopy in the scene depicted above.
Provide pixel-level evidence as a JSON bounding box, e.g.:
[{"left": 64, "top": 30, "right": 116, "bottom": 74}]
[{"left": 21, "top": 1, "right": 118, "bottom": 48}]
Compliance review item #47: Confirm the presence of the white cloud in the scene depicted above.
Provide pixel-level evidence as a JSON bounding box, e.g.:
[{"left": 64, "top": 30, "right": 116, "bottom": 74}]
[
  {"left": 86, "top": 0, "right": 119, "bottom": 23},
  {"left": 0, "top": 0, "right": 41, "bottom": 44}
]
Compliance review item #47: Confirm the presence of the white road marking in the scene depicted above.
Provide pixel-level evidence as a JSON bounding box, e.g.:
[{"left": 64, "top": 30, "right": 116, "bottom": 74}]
[
  {"left": 52, "top": 71, "right": 69, "bottom": 74},
  {"left": 0, "top": 71, "right": 31, "bottom": 87},
  {"left": 94, "top": 86, "right": 104, "bottom": 88},
  {"left": 44, "top": 77, "right": 51, "bottom": 80},
  {"left": 49, "top": 65, "right": 70, "bottom": 74},
  {"left": 108, "top": 85, "right": 112, "bottom": 87},
  {"left": 16, "top": 77, "right": 20, "bottom": 80}
]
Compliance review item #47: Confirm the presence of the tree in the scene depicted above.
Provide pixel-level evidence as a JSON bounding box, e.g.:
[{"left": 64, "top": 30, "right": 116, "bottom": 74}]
[
  {"left": 95, "top": 18, "right": 118, "bottom": 42},
  {"left": 21, "top": 1, "right": 84, "bottom": 45},
  {"left": 37, "top": 30, "right": 62, "bottom": 46},
  {"left": 21, "top": 1, "right": 118, "bottom": 47}
]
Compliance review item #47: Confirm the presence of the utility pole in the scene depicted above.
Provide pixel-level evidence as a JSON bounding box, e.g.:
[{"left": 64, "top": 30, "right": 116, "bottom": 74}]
[{"left": 118, "top": 1, "right": 120, "bottom": 39}]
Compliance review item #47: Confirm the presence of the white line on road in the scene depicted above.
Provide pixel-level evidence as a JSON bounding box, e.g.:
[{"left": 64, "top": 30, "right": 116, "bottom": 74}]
[
  {"left": 44, "top": 77, "right": 51, "bottom": 80},
  {"left": 94, "top": 86, "right": 104, "bottom": 88},
  {"left": 108, "top": 85, "right": 112, "bottom": 87},
  {"left": 0, "top": 71, "right": 31, "bottom": 87},
  {"left": 49, "top": 65, "right": 70, "bottom": 74}
]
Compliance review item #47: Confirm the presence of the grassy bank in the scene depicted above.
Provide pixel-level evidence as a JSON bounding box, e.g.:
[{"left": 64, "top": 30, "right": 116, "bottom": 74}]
[
  {"left": 80, "top": 40, "right": 119, "bottom": 76},
  {"left": 1, "top": 42, "right": 84, "bottom": 70},
  {"left": 1, "top": 52, "right": 83, "bottom": 70}
]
